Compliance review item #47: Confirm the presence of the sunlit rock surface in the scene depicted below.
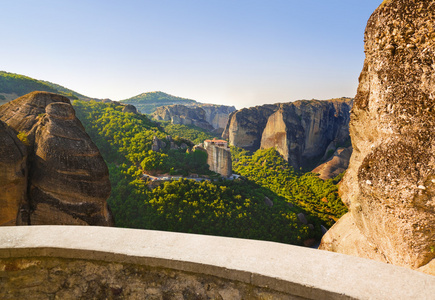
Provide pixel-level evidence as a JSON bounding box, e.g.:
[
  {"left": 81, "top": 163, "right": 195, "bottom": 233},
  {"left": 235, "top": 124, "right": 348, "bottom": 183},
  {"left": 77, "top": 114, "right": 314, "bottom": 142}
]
[
  {"left": 223, "top": 99, "right": 352, "bottom": 170},
  {"left": 0, "top": 121, "right": 27, "bottom": 225},
  {"left": 0, "top": 92, "right": 113, "bottom": 226},
  {"left": 152, "top": 104, "right": 235, "bottom": 133},
  {"left": 320, "top": 0, "right": 435, "bottom": 275}
]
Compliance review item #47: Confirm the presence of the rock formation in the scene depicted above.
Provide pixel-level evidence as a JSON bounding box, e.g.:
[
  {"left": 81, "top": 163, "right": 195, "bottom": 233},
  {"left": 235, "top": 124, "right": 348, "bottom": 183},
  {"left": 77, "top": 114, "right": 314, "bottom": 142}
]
[
  {"left": 121, "top": 104, "right": 138, "bottom": 114},
  {"left": 223, "top": 99, "right": 352, "bottom": 170},
  {"left": 199, "top": 104, "right": 236, "bottom": 133},
  {"left": 0, "top": 121, "right": 27, "bottom": 226},
  {"left": 223, "top": 104, "right": 277, "bottom": 152},
  {"left": 152, "top": 105, "right": 214, "bottom": 131},
  {"left": 152, "top": 104, "right": 235, "bottom": 133},
  {"left": 151, "top": 136, "right": 167, "bottom": 152},
  {"left": 204, "top": 139, "right": 232, "bottom": 177},
  {"left": 320, "top": 0, "right": 435, "bottom": 275},
  {"left": 0, "top": 91, "right": 113, "bottom": 226},
  {"left": 312, "top": 146, "right": 352, "bottom": 180}
]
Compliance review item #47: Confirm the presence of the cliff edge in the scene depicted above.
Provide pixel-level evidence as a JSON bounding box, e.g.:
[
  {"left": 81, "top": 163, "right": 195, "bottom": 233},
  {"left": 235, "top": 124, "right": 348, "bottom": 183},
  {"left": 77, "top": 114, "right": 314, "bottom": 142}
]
[{"left": 320, "top": 0, "right": 435, "bottom": 275}]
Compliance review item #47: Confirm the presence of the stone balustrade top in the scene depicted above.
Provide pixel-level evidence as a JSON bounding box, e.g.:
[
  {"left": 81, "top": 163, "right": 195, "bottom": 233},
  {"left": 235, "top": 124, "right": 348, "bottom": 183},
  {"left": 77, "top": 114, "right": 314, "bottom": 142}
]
[{"left": 0, "top": 226, "right": 434, "bottom": 299}]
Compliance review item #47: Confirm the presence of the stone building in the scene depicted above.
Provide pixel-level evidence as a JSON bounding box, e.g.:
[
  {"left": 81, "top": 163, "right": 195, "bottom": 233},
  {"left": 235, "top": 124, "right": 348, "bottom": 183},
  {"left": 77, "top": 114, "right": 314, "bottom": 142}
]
[{"left": 203, "top": 138, "right": 232, "bottom": 177}]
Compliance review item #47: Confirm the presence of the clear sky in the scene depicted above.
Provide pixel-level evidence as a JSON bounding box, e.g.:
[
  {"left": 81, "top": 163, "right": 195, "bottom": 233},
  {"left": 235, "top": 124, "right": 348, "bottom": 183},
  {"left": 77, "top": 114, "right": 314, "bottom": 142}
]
[{"left": 1, "top": 0, "right": 382, "bottom": 109}]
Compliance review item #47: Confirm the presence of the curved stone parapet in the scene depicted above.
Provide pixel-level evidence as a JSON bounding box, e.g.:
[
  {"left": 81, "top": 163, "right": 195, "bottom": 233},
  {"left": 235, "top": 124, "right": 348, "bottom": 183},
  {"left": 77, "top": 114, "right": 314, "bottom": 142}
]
[{"left": 0, "top": 226, "right": 434, "bottom": 299}]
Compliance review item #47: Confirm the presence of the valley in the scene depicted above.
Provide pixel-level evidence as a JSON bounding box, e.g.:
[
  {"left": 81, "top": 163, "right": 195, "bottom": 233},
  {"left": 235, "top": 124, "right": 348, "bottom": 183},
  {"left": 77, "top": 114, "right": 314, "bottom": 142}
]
[
  {"left": 1, "top": 2, "right": 434, "bottom": 298},
  {"left": 0, "top": 71, "right": 348, "bottom": 246}
]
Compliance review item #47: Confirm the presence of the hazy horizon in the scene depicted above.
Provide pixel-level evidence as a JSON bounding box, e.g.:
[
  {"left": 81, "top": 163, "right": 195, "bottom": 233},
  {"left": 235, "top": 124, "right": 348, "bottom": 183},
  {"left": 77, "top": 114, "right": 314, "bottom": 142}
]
[{"left": 1, "top": 0, "right": 382, "bottom": 109}]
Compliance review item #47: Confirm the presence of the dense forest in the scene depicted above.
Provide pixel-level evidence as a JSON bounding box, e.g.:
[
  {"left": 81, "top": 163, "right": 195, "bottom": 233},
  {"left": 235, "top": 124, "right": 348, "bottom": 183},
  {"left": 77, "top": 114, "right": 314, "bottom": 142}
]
[
  {"left": 231, "top": 147, "right": 347, "bottom": 227},
  {"left": 73, "top": 100, "right": 344, "bottom": 245},
  {"left": 160, "top": 122, "right": 216, "bottom": 144}
]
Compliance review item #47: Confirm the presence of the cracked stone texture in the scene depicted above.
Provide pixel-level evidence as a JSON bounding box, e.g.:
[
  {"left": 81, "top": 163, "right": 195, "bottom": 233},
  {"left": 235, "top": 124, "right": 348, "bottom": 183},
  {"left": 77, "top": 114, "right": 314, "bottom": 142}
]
[
  {"left": 0, "top": 257, "right": 299, "bottom": 300},
  {"left": 320, "top": 0, "right": 435, "bottom": 275}
]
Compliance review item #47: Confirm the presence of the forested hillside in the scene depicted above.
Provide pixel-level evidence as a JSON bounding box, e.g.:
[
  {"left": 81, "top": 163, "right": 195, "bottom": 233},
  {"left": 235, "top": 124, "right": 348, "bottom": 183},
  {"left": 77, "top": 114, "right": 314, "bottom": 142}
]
[
  {"left": 0, "top": 71, "right": 91, "bottom": 101},
  {"left": 120, "top": 91, "right": 197, "bottom": 114},
  {"left": 72, "top": 100, "right": 336, "bottom": 245},
  {"left": 232, "top": 148, "right": 347, "bottom": 227},
  {"left": 160, "top": 122, "right": 216, "bottom": 144}
]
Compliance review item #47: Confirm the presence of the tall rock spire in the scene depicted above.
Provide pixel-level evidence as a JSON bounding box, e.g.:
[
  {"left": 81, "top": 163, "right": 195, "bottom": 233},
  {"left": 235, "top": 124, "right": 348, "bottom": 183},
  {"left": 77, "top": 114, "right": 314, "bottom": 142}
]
[{"left": 320, "top": 0, "right": 435, "bottom": 275}]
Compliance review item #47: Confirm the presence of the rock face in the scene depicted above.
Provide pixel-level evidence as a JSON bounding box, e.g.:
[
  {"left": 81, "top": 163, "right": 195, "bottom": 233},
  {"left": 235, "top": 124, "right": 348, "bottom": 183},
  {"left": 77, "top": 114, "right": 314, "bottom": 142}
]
[
  {"left": 121, "top": 104, "right": 138, "bottom": 114},
  {"left": 0, "top": 91, "right": 113, "bottom": 226},
  {"left": 152, "top": 105, "right": 214, "bottom": 131},
  {"left": 320, "top": 0, "right": 435, "bottom": 275},
  {"left": 0, "top": 121, "right": 27, "bottom": 226},
  {"left": 199, "top": 104, "right": 236, "bottom": 133},
  {"left": 204, "top": 140, "right": 232, "bottom": 177},
  {"left": 312, "top": 146, "right": 352, "bottom": 180},
  {"left": 222, "top": 104, "right": 278, "bottom": 151},
  {"left": 223, "top": 99, "right": 352, "bottom": 169},
  {"left": 152, "top": 104, "right": 236, "bottom": 132}
]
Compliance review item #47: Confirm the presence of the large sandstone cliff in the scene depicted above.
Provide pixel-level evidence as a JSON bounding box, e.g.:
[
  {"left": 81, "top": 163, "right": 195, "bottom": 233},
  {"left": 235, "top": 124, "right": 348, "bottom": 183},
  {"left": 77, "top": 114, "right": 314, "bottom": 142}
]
[
  {"left": 199, "top": 104, "right": 236, "bottom": 133},
  {"left": 0, "top": 121, "right": 27, "bottom": 226},
  {"left": 223, "top": 99, "right": 352, "bottom": 170},
  {"left": 152, "top": 104, "right": 235, "bottom": 133},
  {"left": 0, "top": 92, "right": 113, "bottom": 226},
  {"left": 320, "top": 0, "right": 435, "bottom": 275}
]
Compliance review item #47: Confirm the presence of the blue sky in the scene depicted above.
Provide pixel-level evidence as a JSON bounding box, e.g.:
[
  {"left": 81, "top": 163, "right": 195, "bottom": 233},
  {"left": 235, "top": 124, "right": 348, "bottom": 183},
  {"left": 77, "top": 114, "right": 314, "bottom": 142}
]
[{"left": 1, "top": 0, "right": 382, "bottom": 108}]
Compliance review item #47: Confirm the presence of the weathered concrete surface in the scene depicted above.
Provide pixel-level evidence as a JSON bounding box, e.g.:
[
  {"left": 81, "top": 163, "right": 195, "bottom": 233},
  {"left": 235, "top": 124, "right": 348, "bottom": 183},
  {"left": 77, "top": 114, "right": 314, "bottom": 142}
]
[
  {"left": 0, "top": 257, "right": 296, "bottom": 300},
  {"left": 0, "top": 226, "right": 434, "bottom": 300},
  {"left": 320, "top": 0, "right": 435, "bottom": 274}
]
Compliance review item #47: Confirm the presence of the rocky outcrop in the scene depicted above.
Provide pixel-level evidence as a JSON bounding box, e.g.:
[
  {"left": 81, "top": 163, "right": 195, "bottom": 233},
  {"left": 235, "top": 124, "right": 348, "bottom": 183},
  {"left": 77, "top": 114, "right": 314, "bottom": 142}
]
[
  {"left": 152, "top": 104, "right": 235, "bottom": 132},
  {"left": 312, "top": 146, "right": 352, "bottom": 180},
  {"left": 199, "top": 104, "right": 236, "bottom": 133},
  {"left": 152, "top": 105, "right": 214, "bottom": 131},
  {"left": 0, "top": 121, "right": 27, "bottom": 226},
  {"left": 223, "top": 99, "right": 352, "bottom": 169},
  {"left": 320, "top": 0, "right": 435, "bottom": 275},
  {"left": 204, "top": 140, "right": 232, "bottom": 177},
  {"left": 222, "top": 104, "right": 277, "bottom": 151},
  {"left": 121, "top": 104, "right": 138, "bottom": 114},
  {"left": 151, "top": 136, "right": 167, "bottom": 152},
  {"left": 0, "top": 91, "right": 113, "bottom": 226}
]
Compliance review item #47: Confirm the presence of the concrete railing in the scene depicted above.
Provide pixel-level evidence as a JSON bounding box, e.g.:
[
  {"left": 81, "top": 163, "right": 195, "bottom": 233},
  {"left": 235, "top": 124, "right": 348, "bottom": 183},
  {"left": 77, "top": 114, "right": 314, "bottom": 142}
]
[{"left": 0, "top": 226, "right": 434, "bottom": 299}]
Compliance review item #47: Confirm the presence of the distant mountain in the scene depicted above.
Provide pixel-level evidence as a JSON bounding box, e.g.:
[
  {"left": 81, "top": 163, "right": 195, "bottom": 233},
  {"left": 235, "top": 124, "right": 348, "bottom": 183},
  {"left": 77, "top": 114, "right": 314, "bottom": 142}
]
[
  {"left": 0, "top": 71, "right": 96, "bottom": 103},
  {"left": 0, "top": 72, "right": 221, "bottom": 117},
  {"left": 120, "top": 91, "right": 198, "bottom": 114}
]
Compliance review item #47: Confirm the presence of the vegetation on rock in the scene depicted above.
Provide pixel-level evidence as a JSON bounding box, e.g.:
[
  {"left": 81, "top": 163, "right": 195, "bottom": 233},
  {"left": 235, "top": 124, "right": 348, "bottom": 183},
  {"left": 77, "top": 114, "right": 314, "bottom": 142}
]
[{"left": 232, "top": 147, "right": 347, "bottom": 227}]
